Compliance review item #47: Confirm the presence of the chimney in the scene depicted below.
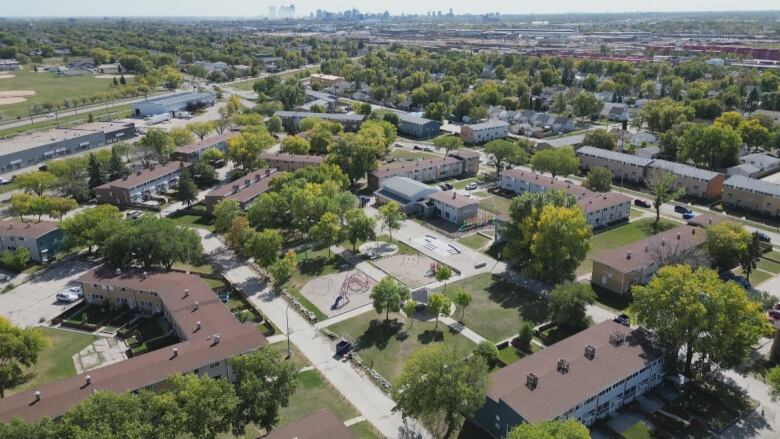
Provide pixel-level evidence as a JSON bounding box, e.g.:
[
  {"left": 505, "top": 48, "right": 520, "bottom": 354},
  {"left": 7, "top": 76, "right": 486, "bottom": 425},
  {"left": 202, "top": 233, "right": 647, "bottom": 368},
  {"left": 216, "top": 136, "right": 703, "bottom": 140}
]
[
  {"left": 194, "top": 301, "right": 199, "bottom": 311},
  {"left": 171, "top": 347, "right": 178, "bottom": 358},
  {"left": 644, "top": 245, "right": 649, "bottom": 253},
  {"left": 244, "top": 179, "right": 250, "bottom": 187},
  {"left": 142, "top": 271, "right": 147, "bottom": 278},
  {"left": 661, "top": 238, "right": 666, "bottom": 247},
  {"left": 232, "top": 184, "right": 239, "bottom": 192},
  {"left": 34, "top": 390, "right": 41, "bottom": 401},
  {"left": 213, "top": 334, "right": 221, "bottom": 345},
  {"left": 196, "top": 321, "right": 201, "bottom": 331},
  {"left": 184, "top": 289, "right": 189, "bottom": 298},
  {"left": 255, "top": 174, "right": 262, "bottom": 182},
  {"left": 85, "top": 375, "right": 91, "bottom": 385},
  {"left": 556, "top": 358, "right": 570, "bottom": 374},
  {"left": 526, "top": 373, "right": 538, "bottom": 390},
  {"left": 584, "top": 345, "right": 595, "bottom": 360},
  {"left": 626, "top": 251, "right": 631, "bottom": 260},
  {"left": 136, "top": 171, "right": 142, "bottom": 176},
  {"left": 452, "top": 192, "right": 456, "bottom": 199},
  {"left": 265, "top": 169, "right": 271, "bottom": 175},
  {"left": 692, "top": 228, "right": 696, "bottom": 235}
]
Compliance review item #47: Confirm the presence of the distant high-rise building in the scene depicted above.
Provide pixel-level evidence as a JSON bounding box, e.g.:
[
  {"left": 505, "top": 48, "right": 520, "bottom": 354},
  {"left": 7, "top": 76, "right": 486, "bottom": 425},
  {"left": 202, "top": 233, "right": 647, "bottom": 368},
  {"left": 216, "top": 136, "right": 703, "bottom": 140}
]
[
  {"left": 278, "top": 4, "right": 295, "bottom": 19},
  {"left": 448, "top": 8, "right": 454, "bottom": 17},
  {"left": 268, "top": 6, "right": 276, "bottom": 18}
]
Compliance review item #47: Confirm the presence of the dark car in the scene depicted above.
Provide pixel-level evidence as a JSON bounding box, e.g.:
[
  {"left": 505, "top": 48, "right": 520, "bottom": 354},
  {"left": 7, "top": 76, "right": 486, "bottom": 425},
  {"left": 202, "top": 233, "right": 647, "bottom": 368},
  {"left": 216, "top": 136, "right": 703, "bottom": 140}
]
[
  {"left": 758, "top": 232, "right": 771, "bottom": 243},
  {"left": 613, "top": 313, "right": 630, "bottom": 327},
  {"left": 634, "top": 199, "right": 651, "bottom": 208},
  {"left": 682, "top": 212, "right": 695, "bottom": 220},
  {"left": 674, "top": 205, "right": 692, "bottom": 214},
  {"left": 439, "top": 183, "right": 453, "bottom": 191},
  {"left": 335, "top": 340, "right": 353, "bottom": 356}
]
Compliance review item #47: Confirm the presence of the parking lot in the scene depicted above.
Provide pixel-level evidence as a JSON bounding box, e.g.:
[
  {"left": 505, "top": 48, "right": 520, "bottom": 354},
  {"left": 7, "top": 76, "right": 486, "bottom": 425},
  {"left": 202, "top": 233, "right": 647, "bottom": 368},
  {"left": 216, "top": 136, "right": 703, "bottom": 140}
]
[{"left": 0, "top": 259, "right": 98, "bottom": 327}]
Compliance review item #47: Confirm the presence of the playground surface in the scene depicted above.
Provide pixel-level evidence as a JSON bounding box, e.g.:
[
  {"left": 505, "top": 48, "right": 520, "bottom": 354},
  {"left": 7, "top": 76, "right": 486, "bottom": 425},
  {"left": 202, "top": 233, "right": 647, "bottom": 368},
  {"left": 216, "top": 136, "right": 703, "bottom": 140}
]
[
  {"left": 299, "top": 268, "right": 376, "bottom": 318},
  {"left": 372, "top": 253, "right": 440, "bottom": 289},
  {"left": 411, "top": 235, "right": 462, "bottom": 258},
  {"left": 359, "top": 241, "right": 399, "bottom": 259}
]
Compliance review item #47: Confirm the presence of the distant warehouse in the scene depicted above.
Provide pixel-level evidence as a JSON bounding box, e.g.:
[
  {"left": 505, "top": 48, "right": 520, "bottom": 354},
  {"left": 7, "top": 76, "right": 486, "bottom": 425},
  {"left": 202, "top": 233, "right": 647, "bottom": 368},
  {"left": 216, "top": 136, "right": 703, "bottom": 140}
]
[
  {"left": 0, "top": 121, "right": 136, "bottom": 172},
  {"left": 133, "top": 92, "right": 216, "bottom": 117}
]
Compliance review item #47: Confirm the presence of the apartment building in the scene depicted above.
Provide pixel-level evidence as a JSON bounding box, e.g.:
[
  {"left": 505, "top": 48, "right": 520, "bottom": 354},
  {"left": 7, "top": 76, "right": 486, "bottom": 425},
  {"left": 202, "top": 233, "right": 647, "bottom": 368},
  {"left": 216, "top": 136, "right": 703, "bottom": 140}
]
[
  {"left": 473, "top": 321, "right": 663, "bottom": 438},
  {"left": 259, "top": 152, "right": 324, "bottom": 172},
  {"left": 397, "top": 114, "right": 442, "bottom": 139},
  {"left": 449, "top": 148, "right": 481, "bottom": 175},
  {"left": 723, "top": 175, "right": 780, "bottom": 217},
  {"left": 94, "top": 161, "right": 188, "bottom": 206},
  {"left": 0, "top": 268, "right": 266, "bottom": 422},
  {"left": 274, "top": 111, "right": 365, "bottom": 132},
  {"left": 428, "top": 191, "right": 479, "bottom": 224},
  {"left": 500, "top": 168, "right": 631, "bottom": 229},
  {"left": 0, "top": 220, "right": 63, "bottom": 262},
  {"left": 591, "top": 225, "right": 706, "bottom": 294},
  {"left": 461, "top": 120, "right": 509, "bottom": 144},
  {"left": 172, "top": 132, "right": 237, "bottom": 162},
  {"left": 646, "top": 159, "right": 725, "bottom": 199},
  {"left": 204, "top": 168, "right": 279, "bottom": 213},
  {"left": 309, "top": 73, "right": 347, "bottom": 87},
  {"left": 368, "top": 156, "right": 464, "bottom": 190},
  {"left": 576, "top": 146, "right": 652, "bottom": 184}
]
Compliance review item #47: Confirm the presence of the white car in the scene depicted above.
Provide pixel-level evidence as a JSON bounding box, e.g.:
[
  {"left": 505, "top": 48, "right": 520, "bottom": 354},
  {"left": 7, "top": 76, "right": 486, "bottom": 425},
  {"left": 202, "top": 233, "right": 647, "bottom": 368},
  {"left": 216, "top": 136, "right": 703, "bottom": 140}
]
[
  {"left": 64, "top": 286, "right": 83, "bottom": 298},
  {"left": 465, "top": 182, "right": 478, "bottom": 191},
  {"left": 56, "top": 292, "right": 78, "bottom": 303}
]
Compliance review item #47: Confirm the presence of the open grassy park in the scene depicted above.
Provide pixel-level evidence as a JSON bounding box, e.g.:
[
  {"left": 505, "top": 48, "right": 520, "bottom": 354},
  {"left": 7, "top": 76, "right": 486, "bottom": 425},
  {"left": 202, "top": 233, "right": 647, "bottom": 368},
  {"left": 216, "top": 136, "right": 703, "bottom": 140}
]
[
  {"left": 438, "top": 273, "right": 548, "bottom": 342},
  {"left": 7, "top": 327, "right": 97, "bottom": 396},
  {"left": 0, "top": 68, "right": 116, "bottom": 120}
]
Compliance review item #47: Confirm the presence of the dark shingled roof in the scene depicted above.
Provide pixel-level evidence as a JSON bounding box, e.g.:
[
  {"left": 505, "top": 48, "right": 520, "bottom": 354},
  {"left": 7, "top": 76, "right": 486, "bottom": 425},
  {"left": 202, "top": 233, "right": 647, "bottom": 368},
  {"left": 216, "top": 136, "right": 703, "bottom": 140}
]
[
  {"left": 265, "top": 409, "right": 355, "bottom": 439},
  {"left": 0, "top": 220, "right": 59, "bottom": 238},
  {"left": 591, "top": 225, "right": 705, "bottom": 273}
]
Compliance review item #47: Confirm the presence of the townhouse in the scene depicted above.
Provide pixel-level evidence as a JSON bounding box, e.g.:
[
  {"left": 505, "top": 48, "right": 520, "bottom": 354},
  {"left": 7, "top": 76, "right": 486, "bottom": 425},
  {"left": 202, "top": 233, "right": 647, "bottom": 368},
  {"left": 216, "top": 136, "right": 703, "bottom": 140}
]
[
  {"left": 449, "top": 148, "right": 481, "bottom": 175},
  {"left": 473, "top": 321, "right": 663, "bottom": 438},
  {"left": 0, "top": 220, "right": 63, "bottom": 262},
  {"left": 428, "top": 191, "right": 480, "bottom": 224},
  {"left": 204, "top": 168, "right": 279, "bottom": 213},
  {"left": 172, "top": 132, "right": 238, "bottom": 162},
  {"left": 723, "top": 175, "right": 780, "bottom": 217},
  {"left": 576, "top": 146, "right": 652, "bottom": 184},
  {"left": 259, "top": 152, "right": 324, "bottom": 172},
  {"left": 397, "top": 114, "right": 442, "bottom": 139},
  {"left": 368, "top": 156, "right": 464, "bottom": 190},
  {"left": 94, "top": 161, "right": 188, "bottom": 207}
]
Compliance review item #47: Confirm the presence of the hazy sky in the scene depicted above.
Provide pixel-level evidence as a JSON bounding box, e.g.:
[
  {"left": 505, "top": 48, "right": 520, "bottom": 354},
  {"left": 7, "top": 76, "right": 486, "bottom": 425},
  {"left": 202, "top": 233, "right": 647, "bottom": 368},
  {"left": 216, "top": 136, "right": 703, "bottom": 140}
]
[{"left": 2, "top": 0, "right": 778, "bottom": 17}]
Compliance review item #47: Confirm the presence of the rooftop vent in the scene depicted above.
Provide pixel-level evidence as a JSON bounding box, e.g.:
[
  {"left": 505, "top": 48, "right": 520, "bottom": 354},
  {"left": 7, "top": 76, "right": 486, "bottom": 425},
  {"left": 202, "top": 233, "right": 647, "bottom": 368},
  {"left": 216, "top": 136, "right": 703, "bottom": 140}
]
[
  {"left": 692, "top": 228, "right": 696, "bottom": 235},
  {"left": 609, "top": 331, "right": 626, "bottom": 346},
  {"left": 34, "top": 390, "right": 41, "bottom": 401},
  {"left": 85, "top": 375, "right": 91, "bottom": 385},
  {"left": 584, "top": 345, "right": 596, "bottom": 360},
  {"left": 244, "top": 179, "right": 251, "bottom": 187},
  {"left": 556, "top": 358, "right": 570, "bottom": 374},
  {"left": 677, "top": 233, "right": 681, "bottom": 241},
  {"left": 626, "top": 251, "right": 631, "bottom": 260},
  {"left": 661, "top": 238, "right": 666, "bottom": 247},
  {"left": 136, "top": 171, "right": 142, "bottom": 176},
  {"left": 171, "top": 347, "right": 178, "bottom": 358},
  {"left": 183, "top": 289, "right": 189, "bottom": 298},
  {"left": 212, "top": 334, "right": 221, "bottom": 345},
  {"left": 193, "top": 301, "right": 199, "bottom": 311},
  {"left": 142, "top": 271, "right": 147, "bottom": 278},
  {"left": 115, "top": 268, "right": 121, "bottom": 275},
  {"left": 196, "top": 321, "right": 201, "bottom": 331},
  {"left": 526, "top": 373, "right": 538, "bottom": 390},
  {"left": 644, "top": 245, "right": 649, "bottom": 253}
]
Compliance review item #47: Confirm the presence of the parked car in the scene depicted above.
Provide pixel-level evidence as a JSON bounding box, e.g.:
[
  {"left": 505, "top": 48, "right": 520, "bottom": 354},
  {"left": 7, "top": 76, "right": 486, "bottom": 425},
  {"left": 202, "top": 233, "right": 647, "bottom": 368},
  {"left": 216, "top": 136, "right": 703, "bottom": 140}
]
[
  {"left": 682, "top": 212, "right": 695, "bottom": 220},
  {"left": 0, "top": 176, "right": 14, "bottom": 185},
  {"left": 423, "top": 146, "right": 434, "bottom": 152},
  {"left": 465, "top": 182, "right": 478, "bottom": 191},
  {"left": 335, "top": 339, "right": 353, "bottom": 356},
  {"left": 757, "top": 232, "right": 771, "bottom": 243},
  {"left": 674, "top": 205, "right": 692, "bottom": 214},
  {"left": 613, "top": 313, "right": 630, "bottom": 327},
  {"left": 769, "top": 309, "right": 780, "bottom": 321},
  {"left": 218, "top": 292, "right": 230, "bottom": 303},
  {"left": 439, "top": 183, "right": 453, "bottom": 191},
  {"left": 55, "top": 292, "right": 78, "bottom": 303},
  {"left": 634, "top": 199, "right": 651, "bottom": 208},
  {"left": 63, "top": 286, "right": 83, "bottom": 298},
  {"left": 125, "top": 210, "right": 142, "bottom": 220}
]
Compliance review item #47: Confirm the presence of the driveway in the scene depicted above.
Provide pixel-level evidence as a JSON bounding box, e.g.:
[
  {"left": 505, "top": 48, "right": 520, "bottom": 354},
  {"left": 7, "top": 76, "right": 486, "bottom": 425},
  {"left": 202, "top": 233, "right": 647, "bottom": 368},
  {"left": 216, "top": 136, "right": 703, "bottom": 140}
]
[{"left": 0, "top": 259, "right": 98, "bottom": 327}]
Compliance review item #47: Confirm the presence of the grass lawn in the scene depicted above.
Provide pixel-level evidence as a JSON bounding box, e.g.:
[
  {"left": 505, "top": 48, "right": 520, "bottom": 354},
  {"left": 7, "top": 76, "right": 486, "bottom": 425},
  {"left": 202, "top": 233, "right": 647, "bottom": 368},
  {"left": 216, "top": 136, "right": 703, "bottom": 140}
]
[
  {"left": 758, "top": 258, "right": 780, "bottom": 274},
  {"left": 496, "top": 345, "right": 525, "bottom": 366},
  {"left": 452, "top": 178, "right": 477, "bottom": 190},
  {"left": 0, "top": 69, "right": 117, "bottom": 120},
  {"left": 437, "top": 273, "right": 549, "bottom": 343},
  {"left": 577, "top": 218, "right": 677, "bottom": 276},
  {"left": 168, "top": 210, "right": 215, "bottom": 231},
  {"left": 0, "top": 104, "right": 134, "bottom": 138},
  {"left": 376, "top": 234, "right": 419, "bottom": 256},
  {"left": 631, "top": 208, "right": 649, "bottom": 219},
  {"left": 266, "top": 342, "right": 311, "bottom": 370},
  {"left": 328, "top": 311, "right": 475, "bottom": 381},
  {"left": 386, "top": 148, "right": 439, "bottom": 161},
  {"left": 7, "top": 327, "right": 97, "bottom": 396},
  {"left": 478, "top": 195, "right": 512, "bottom": 217},
  {"left": 230, "top": 66, "right": 320, "bottom": 91},
  {"left": 458, "top": 233, "right": 491, "bottom": 251},
  {"left": 173, "top": 260, "right": 215, "bottom": 275},
  {"left": 734, "top": 267, "right": 774, "bottom": 286},
  {"left": 348, "top": 421, "right": 384, "bottom": 439},
  {"left": 277, "top": 369, "right": 359, "bottom": 426},
  {"left": 622, "top": 421, "right": 654, "bottom": 439}
]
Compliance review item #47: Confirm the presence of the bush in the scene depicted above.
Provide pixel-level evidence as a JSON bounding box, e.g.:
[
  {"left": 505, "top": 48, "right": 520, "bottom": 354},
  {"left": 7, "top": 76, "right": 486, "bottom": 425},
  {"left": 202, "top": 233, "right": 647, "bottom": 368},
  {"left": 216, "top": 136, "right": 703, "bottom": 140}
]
[
  {"left": 0, "top": 247, "right": 30, "bottom": 272},
  {"left": 516, "top": 322, "right": 533, "bottom": 351}
]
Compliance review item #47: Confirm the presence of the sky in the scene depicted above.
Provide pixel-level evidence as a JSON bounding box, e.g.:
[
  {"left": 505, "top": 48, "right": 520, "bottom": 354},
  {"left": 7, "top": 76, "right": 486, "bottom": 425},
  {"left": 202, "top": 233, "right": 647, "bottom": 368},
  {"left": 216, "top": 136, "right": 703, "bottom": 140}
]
[{"left": 2, "top": 0, "right": 778, "bottom": 17}]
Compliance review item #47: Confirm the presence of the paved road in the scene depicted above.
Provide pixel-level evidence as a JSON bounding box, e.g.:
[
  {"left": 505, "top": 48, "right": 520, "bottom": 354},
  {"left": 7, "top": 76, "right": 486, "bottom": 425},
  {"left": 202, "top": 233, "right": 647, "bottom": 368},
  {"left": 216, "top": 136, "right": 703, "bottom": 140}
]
[{"left": 197, "top": 229, "right": 430, "bottom": 439}]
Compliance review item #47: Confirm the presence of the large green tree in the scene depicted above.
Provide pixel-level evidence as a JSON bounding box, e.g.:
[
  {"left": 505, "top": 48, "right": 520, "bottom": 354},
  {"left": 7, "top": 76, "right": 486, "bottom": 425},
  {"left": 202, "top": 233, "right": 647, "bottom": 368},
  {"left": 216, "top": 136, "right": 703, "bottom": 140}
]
[
  {"left": 646, "top": 171, "right": 684, "bottom": 224},
  {"left": 530, "top": 148, "right": 579, "bottom": 178},
  {"left": 370, "top": 277, "right": 411, "bottom": 320},
  {"left": 378, "top": 201, "right": 405, "bottom": 242},
  {"left": 507, "top": 420, "right": 590, "bottom": 439},
  {"left": 0, "top": 316, "right": 49, "bottom": 398},
  {"left": 60, "top": 204, "right": 123, "bottom": 253},
  {"left": 344, "top": 208, "right": 376, "bottom": 251},
  {"left": 705, "top": 221, "right": 751, "bottom": 270},
  {"left": 244, "top": 229, "right": 283, "bottom": 273},
  {"left": 484, "top": 139, "right": 526, "bottom": 178},
  {"left": 549, "top": 282, "right": 596, "bottom": 331}
]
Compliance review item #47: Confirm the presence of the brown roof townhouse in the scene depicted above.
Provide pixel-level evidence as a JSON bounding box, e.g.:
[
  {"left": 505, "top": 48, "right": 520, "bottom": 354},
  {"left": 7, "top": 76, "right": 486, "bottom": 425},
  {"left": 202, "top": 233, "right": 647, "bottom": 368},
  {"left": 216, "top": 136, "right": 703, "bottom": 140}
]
[
  {"left": 259, "top": 152, "right": 324, "bottom": 172},
  {"left": 428, "top": 190, "right": 480, "bottom": 224},
  {"left": 95, "top": 161, "right": 189, "bottom": 207},
  {"left": 368, "top": 156, "right": 463, "bottom": 190},
  {"left": 172, "top": 132, "right": 238, "bottom": 162},
  {"left": 472, "top": 321, "right": 663, "bottom": 438},
  {"left": 265, "top": 409, "right": 355, "bottom": 439},
  {"left": 0, "top": 268, "right": 266, "bottom": 422},
  {"left": 591, "top": 225, "right": 706, "bottom": 294},
  {"left": 204, "top": 168, "right": 280, "bottom": 213},
  {"left": 723, "top": 175, "right": 780, "bottom": 217}
]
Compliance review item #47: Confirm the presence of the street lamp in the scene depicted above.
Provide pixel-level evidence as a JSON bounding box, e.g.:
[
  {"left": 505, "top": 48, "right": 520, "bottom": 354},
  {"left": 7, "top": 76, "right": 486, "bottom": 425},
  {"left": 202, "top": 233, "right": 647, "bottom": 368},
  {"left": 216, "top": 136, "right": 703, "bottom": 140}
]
[{"left": 286, "top": 302, "right": 292, "bottom": 359}]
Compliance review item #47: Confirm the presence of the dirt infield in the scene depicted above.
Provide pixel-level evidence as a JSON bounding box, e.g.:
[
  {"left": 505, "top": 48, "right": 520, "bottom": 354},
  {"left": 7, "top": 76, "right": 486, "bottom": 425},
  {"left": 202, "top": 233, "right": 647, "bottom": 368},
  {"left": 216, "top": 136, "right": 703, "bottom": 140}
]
[
  {"left": 372, "top": 253, "right": 440, "bottom": 289},
  {"left": 0, "top": 90, "right": 36, "bottom": 106},
  {"left": 0, "top": 74, "right": 15, "bottom": 80},
  {"left": 94, "top": 74, "right": 135, "bottom": 79},
  {"left": 300, "top": 268, "right": 377, "bottom": 318}
]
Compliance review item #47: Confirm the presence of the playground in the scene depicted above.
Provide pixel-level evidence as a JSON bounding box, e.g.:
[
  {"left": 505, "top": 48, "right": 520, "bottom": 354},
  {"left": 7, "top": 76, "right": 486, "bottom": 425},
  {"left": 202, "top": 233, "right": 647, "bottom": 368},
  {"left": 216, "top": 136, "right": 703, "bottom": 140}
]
[
  {"left": 299, "top": 269, "right": 376, "bottom": 318},
  {"left": 372, "top": 253, "right": 443, "bottom": 289},
  {"left": 411, "top": 235, "right": 461, "bottom": 258}
]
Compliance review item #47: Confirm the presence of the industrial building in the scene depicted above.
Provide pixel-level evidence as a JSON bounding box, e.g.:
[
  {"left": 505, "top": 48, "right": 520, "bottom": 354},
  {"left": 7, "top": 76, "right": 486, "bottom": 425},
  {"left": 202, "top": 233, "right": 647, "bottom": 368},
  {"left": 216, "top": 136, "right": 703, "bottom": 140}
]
[
  {"left": 94, "top": 161, "right": 188, "bottom": 206},
  {"left": 0, "top": 220, "right": 63, "bottom": 262},
  {"left": 0, "top": 121, "right": 136, "bottom": 172},
  {"left": 397, "top": 113, "right": 442, "bottom": 139},
  {"left": 473, "top": 321, "right": 663, "bottom": 437},
  {"left": 132, "top": 92, "right": 216, "bottom": 117},
  {"left": 204, "top": 168, "right": 280, "bottom": 213}
]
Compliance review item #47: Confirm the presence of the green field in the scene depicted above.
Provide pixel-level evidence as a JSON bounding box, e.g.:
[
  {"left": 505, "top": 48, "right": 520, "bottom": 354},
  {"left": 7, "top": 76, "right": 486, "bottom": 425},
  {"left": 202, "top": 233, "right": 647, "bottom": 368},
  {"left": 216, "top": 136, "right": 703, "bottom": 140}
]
[
  {"left": 230, "top": 66, "right": 320, "bottom": 91},
  {"left": 0, "top": 68, "right": 115, "bottom": 120},
  {"left": 577, "top": 218, "right": 677, "bottom": 276},
  {"left": 7, "top": 327, "right": 97, "bottom": 396},
  {"left": 386, "top": 148, "right": 439, "bottom": 161},
  {"left": 438, "top": 273, "right": 549, "bottom": 342},
  {"left": 458, "top": 233, "right": 492, "bottom": 251},
  {"left": 478, "top": 194, "right": 512, "bottom": 217},
  {"left": 0, "top": 104, "right": 133, "bottom": 138}
]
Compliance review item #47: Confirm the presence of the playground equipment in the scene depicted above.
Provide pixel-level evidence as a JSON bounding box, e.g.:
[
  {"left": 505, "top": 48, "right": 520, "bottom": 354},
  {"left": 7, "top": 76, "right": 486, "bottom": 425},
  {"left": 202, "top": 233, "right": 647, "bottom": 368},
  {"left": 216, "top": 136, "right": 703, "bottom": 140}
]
[
  {"left": 330, "top": 271, "right": 372, "bottom": 310},
  {"left": 425, "top": 262, "right": 438, "bottom": 277}
]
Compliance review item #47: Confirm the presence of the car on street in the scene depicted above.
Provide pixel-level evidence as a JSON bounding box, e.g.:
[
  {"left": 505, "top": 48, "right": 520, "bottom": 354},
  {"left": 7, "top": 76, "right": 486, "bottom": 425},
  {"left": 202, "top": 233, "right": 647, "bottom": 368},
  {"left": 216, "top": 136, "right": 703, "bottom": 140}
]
[
  {"left": 0, "top": 176, "right": 14, "bottom": 185},
  {"left": 465, "top": 182, "right": 478, "bottom": 191},
  {"left": 423, "top": 146, "right": 434, "bottom": 152},
  {"left": 674, "top": 205, "right": 692, "bottom": 214},
  {"left": 55, "top": 291, "right": 79, "bottom": 303},
  {"left": 125, "top": 210, "right": 143, "bottom": 220},
  {"left": 682, "top": 212, "right": 695, "bottom": 220},
  {"left": 439, "top": 183, "right": 453, "bottom": 191},
  {"left": 634, "top": 199, "right": 651, "bottom": 208},
  {"left": 758, "top": 232, "right": 771, "bottom": 243},
  {"left": 613, "top": 313, "right": 630, "bottom": 326}
]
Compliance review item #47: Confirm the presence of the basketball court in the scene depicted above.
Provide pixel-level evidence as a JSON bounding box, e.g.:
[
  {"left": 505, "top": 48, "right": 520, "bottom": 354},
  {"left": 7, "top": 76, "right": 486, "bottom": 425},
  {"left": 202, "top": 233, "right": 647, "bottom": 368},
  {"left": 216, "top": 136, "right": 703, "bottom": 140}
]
[{"left": 299, "top": 268, "right": 377, "bottom": 318}]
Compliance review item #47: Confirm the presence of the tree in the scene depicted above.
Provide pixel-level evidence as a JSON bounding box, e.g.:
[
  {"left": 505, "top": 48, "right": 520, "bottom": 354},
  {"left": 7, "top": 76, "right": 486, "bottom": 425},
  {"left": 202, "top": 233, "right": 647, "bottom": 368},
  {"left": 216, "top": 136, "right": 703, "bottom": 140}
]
[
  {"left": 549, "top": 282, "right": 595, "bottom": 331},
  {"left": 0, "top": 247, "right": 30, "bottom": 272},
  {"left": 187, "top": 121, "right": 213, "bottom": 140},
  {"left": 0, "top": 316, "right": 49, "bottom": 398},
  {"left": 453, "top": 290, "right": 471, "bottom": 322},
  {"left": 524, "top": 205, "right": 592, "bottom": 283},
  {"left": 530, "top": 147, "right": 579, "bottom": 178},
  {"left": 169, "top": 127, "right": 194, "bottom": 148},
  {"left": 229, "top": 349, "right": 298, "bottom": 435},
  {"left": 15, "top": 171, "right": 57, "bottom": 196},
  {"left": 213, "top": 199, "right": 243, "bottom": 233},
  {"left": 740, "top": 232, "right": 763, "bottom": 282},
  {"left": 327, "top": 134, "right": 380, "bottom": 186},
  {"left": 310, "top": 212, "right": 340, "bottom": 257},
  {"left": 583, "top": 129, "right": 617, "bottom": 150},
  {"left": 392, "top": 345, "right": 488, "bottom": 439},
  {"left": 140, "top": 128, "right": 174, "bottom": 163},
  {"left": 473, "top": 341, "right": 499, "bottom": 368},
  {"left": 190, "top": 159, "right": 217, "bottom": 186},
  {"left": 646, "top": 171, "right": 685, "bottom": 224},
  {"left": 46, "top": 196, "right": 77, "bottom": 220},
  {"left": 630, "top": 265, "right": 766, "bottom": 377},
  {"left": 433, "top": 136, "right": 464, "bottom": 156},
  {"left": 426, "top": 293, "right": 452, "bottom": 330},
  {"left": 280, "top": 136, "right": 310, "bottom": 155},
  {"left": 60, "top": 204, "right": 122, "bottom": 253},
  {"left": 484, "top": 140, "right": 525, "bottom": 178},
  {"left": 572, "top": 92, "right": 603, "bottom": 121},
  {"left": 344, "top": 208, "right": 376, "bottom": 251},
  {"left": 266, "top": 115, "right": 283, "bottom": 133},
  {"left": 227, "top": 129, "right": 274, "bottom": 172},
  {"left": 584, "top": 166, "right": 612, "bottom": 192},
  {"left": 705, "top": 221, "right": 751, "bottom": 270},
  {"left": 677, "top": 124, "right": 741, "bottom": 169},
  {"left": 738, "top": 118, "right": 770, "bottom": 149},
  {"left": 175, "top": 169, "right": 198, "bottom": 207},
  {"left": 244, "top": 229, "right": 283, "bottom": 273},
  {"left": 404, "top": 299, "right": 418, "bottom": 327},
  {"left": 378, "top": 202, "right": 404, "bottom": 242},
  {"left": 168, "top": 373, "right": 238, "bottom": 439},
  {"left": 108, "top": 146, "right": 128, "bottom": 181},
  {"left": 9, "top": 194, "right": 33, "bottom": 221},
  {"left": 58, "top": 391, "right": 162, "bottom": 439},
  {"left": 641, "top": 98, "right": 695, "bottom": 133},
  {"left": 100, "top": 217, "right": 203, "bottom": 271},
  {"left": 507, "top": 420, "right": 590, "bottom": 439},
  {"left": 269, "top": 250, "right": 296, "bottom": 289},
  {"left": 516, "top": 322, "right": 533, "bottom": 351},
  {"left": 370, "top": 277, "right": 411, "bottom": 321},
  {"left": 225, "top": 216, "right": 252, "bottom": 252},
  {"left": 768, "top": 365, "right": 780, "bottom": 396}
]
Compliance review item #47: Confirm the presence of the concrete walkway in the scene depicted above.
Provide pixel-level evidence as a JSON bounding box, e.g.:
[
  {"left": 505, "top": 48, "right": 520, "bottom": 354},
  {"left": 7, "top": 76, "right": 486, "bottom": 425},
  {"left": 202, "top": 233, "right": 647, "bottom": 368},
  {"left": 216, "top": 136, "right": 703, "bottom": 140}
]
[
  {"left": 197, "top": 229, "right": 429, "bottom": 439},
  {"left": 440, "top": 316, "right": 487, "bottom": 344}
]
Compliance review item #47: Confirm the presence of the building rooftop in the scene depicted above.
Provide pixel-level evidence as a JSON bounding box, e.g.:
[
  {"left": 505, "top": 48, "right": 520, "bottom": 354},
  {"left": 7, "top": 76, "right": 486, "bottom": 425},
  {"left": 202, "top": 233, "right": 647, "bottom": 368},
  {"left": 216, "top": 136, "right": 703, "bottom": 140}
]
[
  {"left": 206, "top": 168, "right": 279, "bottom": 204},
  {"left": 372, "top": 156, "right": 461, "bottom": 179},
  {"left": 450, "top": 148, "right": 480, "bottom": 159},
  {"left": 592, "top": 225, "right": 705, "bottom": 274},
  {"left": 399, "top": 113, "right": 440, "bottom": 126},
  {"left": 0, "top": 127, "right": 98, "bottom": 156},
  {"left": 465, "top": 120, "right": 509, "bottom": 130},
  {"left": 428, "top": 190, "right": 480, "bottom": 208},
  {"left": 488, "top": 321, "right": 661, "bottom": 423},
  {"left": 538, "top": 134, "right": 586, "bottom": 149},
  {"left": 96, "top": 161, "right": 187, "bottom": 190},
  {"left": 175, "top": 132, "right": 238, "bottom": 156},
  {"left": 0, "top": 220, "right": 59, "bottom": 238},
  {"left": 260, "top": 152, "right": 326, "bottom": 164},
  {"left": 649, "top": 159, "right": 722, "bottom": 181},
  {"left": 265, "top": 409, "right": 355, "bottom": 439},
  {"left": 576, "top": 146, "right": 654, "bottom": 167},
  {"left": 73, "top": 121, "right": 136, "bottom": 132},
  {"left": 725, "top": 175, "right": 780, "bottom": 198},
  {"left": 274, "top": 111, "right": 365, "bottom": 123},
  {"left": 580, "top": 191, "right": 633, "bottom": 214},
  {"left": 0, "top": 268, "right": 266, "bottom": 422},
  {"left": 740, "top": 153, "right": 780, "bottom": 170},
  {"left": 375, "top": 176, "right": 438, "bottom": 206},
  {"left": 139, "top": 92, "right": 215, "bottom": 107}
]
